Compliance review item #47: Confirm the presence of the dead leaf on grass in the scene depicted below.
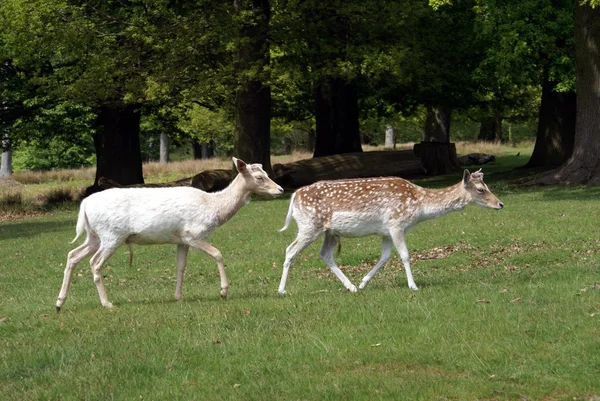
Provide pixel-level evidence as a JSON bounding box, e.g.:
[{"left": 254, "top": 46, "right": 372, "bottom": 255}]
[{"left": 476, "top": 299, "right": 491, "bottom": 304}]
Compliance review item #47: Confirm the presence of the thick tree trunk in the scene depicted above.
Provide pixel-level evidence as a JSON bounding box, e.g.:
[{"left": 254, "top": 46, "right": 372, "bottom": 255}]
[
  {"left": 0, "top": 131, "right": 12, "bottom": 178},
  {"left": 159, "top": 132, "right": 169, "bottom": 164},
  {"left": 525, "top": 76, "right": 576, "bottom": 168},
  {"left": 415, "top": 105, "right": 459, "bottom": 175},
  {"left": 88, "top": 104, "right": 144, "bottom": 194},
  {"left": 413, "top": 142, "right": 460, "bottom": 176},
  {"left": 528, "top": 3, "right": 600, "bottom": 185},
  {"left": 233, "top": 0, "right": 272, "bottom": 172},
  {"left": 313, "top": 77, "right": 363, "bottom": 157},
  {"left": 478, "top": 111, "right": 503, "bottom": 142}
]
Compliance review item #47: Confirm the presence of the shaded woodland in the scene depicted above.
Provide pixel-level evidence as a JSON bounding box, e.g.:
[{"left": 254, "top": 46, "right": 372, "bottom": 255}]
[{"left": 1, "top": 0, "right": 599, "bottom": 187}]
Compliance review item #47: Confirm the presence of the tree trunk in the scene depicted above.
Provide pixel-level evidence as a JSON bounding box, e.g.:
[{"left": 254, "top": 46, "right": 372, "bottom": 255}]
[
  {"left": 88, "top": 104, "right": 144, "bottom": 194},
  {"left": 384, "top": 124, "right": 395, "bottom": 149},
  {"left": 414, "top": 105, "right": 459, "bottom": 175},
  {"left": 525, "top": 75, "right": 576, "bottom": 168},
  {"left": 159, "top": 132, "right": 169, "bottom": 164},
  {"left": 528, "top": 3, "right": 600, "bottom": 185},
  {"left": 202, "top": 142, "right": 214, "bottom": 159},
  {"left": 423, "top": 105, "right": 451, "bottom": 142},
  {"left": 313, "top": 77, "right": 363, "bottom": 157},
  {"left": 413, "top": 142, "right": 460, "bottom": 176},
  {"left": 233, "top": 0, "right": 272, "bottom": 172},
  {"left": 0, "top": 131, "right": 12, "bottom": 178},
  {"left": 192, "top": 139, "right": 202, "bottom": 159},
  {"left": 478, "top": 111, "right": 503, "bottom": 142}
]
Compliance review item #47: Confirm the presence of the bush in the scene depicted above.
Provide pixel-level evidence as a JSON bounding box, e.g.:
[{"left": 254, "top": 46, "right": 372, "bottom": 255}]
[{"left": 40, "top": 187, "right": 76, "bottom": 205}]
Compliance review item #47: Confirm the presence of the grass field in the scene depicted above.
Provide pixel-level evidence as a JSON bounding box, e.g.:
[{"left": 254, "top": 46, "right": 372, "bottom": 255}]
[{"left": 1, "top": 147, "right": 599, "bottom": 400}]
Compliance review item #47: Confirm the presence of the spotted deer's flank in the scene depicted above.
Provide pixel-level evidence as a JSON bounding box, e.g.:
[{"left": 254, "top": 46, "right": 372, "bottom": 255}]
[
  {"left": 56, "top": 158, "right": 283, "bottom": 311},
  {"left": 278, "top": 169, "right": 503, "bottom": 294}
]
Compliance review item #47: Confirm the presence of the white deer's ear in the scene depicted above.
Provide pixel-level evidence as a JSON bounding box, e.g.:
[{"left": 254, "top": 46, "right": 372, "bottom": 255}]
[
  {"left": 462, "top": 169, "right": 471, "bottom": 185},
  {"left": 233, "top": 157, "right": 247, "bottom": 173}
]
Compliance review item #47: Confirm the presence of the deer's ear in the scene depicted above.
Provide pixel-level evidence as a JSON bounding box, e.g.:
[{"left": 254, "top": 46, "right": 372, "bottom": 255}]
[
  {"left": 233, "top": 157, "right": 247, "bottom": 173},
  {"left": 462, "top": 169, "right": 471, "bottom": 186}
]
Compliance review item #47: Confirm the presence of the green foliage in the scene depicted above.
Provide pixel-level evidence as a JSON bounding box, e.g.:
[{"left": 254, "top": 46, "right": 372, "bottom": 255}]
[
  {"left": 0, "top": 0, "right": 582, "bottom": 165},
  {"left": 177, "top": 104, "right": 234, "bottom": 157},
  {"left": 9, "top": 101, "right": 96, "bottom": 170},
  {"left": 12, "top": 137, "right": 94, "bottom": 171}
]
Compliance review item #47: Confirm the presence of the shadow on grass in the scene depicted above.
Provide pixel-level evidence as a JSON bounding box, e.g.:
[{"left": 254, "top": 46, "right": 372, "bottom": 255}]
[{"left": 0, "top": 219, "right": 73, "bottom": 241}]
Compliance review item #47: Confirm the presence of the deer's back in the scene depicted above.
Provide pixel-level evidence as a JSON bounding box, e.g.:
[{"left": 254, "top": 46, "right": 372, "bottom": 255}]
[
  {"left": 293, "top": 177, "right": 424, "bottom": 235},
  {"left": 83, "top": 187, "right": 218, "bottom": 243}
]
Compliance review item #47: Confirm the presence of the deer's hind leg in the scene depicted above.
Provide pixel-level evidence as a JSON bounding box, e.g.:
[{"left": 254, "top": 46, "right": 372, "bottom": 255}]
[
  {"left": 56, "top": 235, "right": 100, "bottom": 311},
  {"left": 320, "top": 232, "right": 357, "bottom": 292},
  {"left": 89, "top": 241, "right": 121, "bottom": 308},
  {"left": 278, "top": 226, "right": 320, "bottom": 295},
  {"left": 358, "top": 236, "right": 393, "bottom": 290}
]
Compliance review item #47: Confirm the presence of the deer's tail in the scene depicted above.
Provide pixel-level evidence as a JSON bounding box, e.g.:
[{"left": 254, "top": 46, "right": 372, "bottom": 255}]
[
  {"left": 279, "top": 192, "right": 297, "bottom": 232},
  {"left": 70, "top": 200, "right": 88, "bottom": 244}
]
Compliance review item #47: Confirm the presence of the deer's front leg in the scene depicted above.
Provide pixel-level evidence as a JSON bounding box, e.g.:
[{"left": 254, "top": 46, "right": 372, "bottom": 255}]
[
  {"left": 191, "top": 239, "right": 229, "bottom": 297},
  {"left": 390, "top": 229, "right": 419, "bottom": 291}
]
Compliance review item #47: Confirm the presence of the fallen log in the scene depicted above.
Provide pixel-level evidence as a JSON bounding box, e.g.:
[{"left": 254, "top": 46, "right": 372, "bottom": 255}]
[{"left": 272, "top": 150, "right": 425, "bottom": 190}]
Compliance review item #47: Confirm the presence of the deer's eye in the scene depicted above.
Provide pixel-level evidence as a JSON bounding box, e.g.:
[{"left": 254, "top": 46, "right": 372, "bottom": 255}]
[
  {"left": 256, "top": 176, "right": 264, "bottom": 182},
  {"left": 476, "top": 188, "right": 484, "bottom": 194}
]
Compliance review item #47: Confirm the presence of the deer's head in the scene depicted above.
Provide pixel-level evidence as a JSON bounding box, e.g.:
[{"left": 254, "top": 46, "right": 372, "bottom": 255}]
[
  {"left": 233, "top": 157, "right": 284, "bottom": 196},
  {"left": 463, "top": 169, "right": 503, "bottom": 210}
]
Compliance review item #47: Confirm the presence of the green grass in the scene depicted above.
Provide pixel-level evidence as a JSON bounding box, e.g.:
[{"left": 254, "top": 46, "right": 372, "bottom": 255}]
[{"left": 1, "top": 156, "right": 600, "bottom": 400}]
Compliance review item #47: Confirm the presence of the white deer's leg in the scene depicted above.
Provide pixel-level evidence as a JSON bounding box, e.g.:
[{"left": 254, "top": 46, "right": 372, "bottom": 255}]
[
  {"left": 89, "top": 244, "right": 119, "bottom": 308},
  {"left": 320, "top": 232, "right": 357, "bottom": 292},
  {"left": 279, "top": 232, "right": 319, "bottom": 295},
  {"left": 359, "top": 236, "right": 393, "bottom": 290},
  {"left": 391, "top": 229, "right": 418, "bottom": 290},
  {"left": 175, "top": 244, "right": 189, "bottom": 301},
  {"left": 191, "top": 239, "right": 228, "bottom": 298},
  {"left": 56, "top": 237, "right": 99, "bottom": 311}
]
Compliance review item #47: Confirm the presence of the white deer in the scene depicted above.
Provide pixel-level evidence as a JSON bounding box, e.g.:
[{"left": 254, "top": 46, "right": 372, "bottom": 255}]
[
  {"left": 278, "top": 169, "right": 503, "bottom": 294},
  {"left": 56, "top": 158, "right": 283, "bottom": 311}
]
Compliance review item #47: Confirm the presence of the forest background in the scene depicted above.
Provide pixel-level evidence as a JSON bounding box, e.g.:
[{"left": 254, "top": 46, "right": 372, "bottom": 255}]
[{"left": 0, "top": 0, "right": 599, "bottom": 188}]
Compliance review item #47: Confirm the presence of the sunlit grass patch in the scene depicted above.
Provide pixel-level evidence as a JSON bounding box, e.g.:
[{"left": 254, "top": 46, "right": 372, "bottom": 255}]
[{"left": 1, "top": 178, "right": 600, "bottom": 399}]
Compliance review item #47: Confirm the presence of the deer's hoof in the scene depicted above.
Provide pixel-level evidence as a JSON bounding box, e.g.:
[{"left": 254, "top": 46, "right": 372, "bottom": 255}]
[
  {"left": 278, "top": 289, "right": 287, "bottom": 295},
  {"left": 348, "top": 285, "right": 358, "bottom": 293},
  {"left": 358, "top": 281, "right": 367, "bottom": 290},
  {"left": 220, "top": 288, "right": 229, "bottom": 298},
  {"left": 102, "top": 302, "right": 114, "bottom": 309}
]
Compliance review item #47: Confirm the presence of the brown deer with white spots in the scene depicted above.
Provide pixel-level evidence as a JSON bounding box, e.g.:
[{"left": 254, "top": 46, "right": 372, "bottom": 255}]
[{"left": 278, "top": 169, "right": 503, "bottom": 294}]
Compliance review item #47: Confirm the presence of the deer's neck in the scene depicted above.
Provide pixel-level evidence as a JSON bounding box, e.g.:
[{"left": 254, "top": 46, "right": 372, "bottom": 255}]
[
  {"left": 417, "top": 182, "right": 470, "bottom": 220},
  {"left": 211, "top": 174, "right": 252, "bottom": 224}
]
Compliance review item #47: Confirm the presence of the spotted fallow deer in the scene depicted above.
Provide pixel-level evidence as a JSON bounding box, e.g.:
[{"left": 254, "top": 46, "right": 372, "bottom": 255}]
[
  {"left": 56, "top": 158, "right": 283, "bottom": 311},
  {"left": 278, "top": 169, "right": 503, "bottom": 294}
]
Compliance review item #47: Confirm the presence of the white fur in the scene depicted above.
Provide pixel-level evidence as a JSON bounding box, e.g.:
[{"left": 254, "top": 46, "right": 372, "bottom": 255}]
[{"left": 56, "top": 158, "right": 283, "bottom": 311}]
